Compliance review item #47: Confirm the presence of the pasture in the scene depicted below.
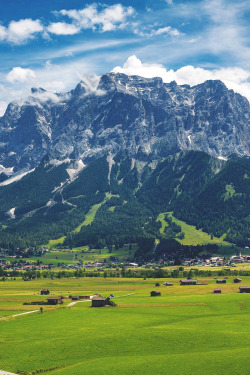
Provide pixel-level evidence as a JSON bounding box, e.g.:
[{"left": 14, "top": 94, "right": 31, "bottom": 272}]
[
  {"left": 158, "top": 212, "right": 228, "bottom": 246},
  {"left": 1, "top": 277, "right": 250, "bottom": 374}
]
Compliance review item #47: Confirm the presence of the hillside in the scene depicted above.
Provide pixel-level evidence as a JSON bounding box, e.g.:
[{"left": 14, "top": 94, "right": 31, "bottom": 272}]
[{"left": 0, "top": 151, "right": 248, "bottom": 251}]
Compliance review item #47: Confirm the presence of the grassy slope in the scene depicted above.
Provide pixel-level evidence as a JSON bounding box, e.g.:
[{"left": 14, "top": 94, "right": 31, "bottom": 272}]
[
  {"left": 48, "top": 194, "right": 117, "bottom": 247},
  {"left": 1, "top": 278, "right": 250, "bottom": 374},
  {"left": 158, "top": 212, "right": 229, "bottom": 245}
]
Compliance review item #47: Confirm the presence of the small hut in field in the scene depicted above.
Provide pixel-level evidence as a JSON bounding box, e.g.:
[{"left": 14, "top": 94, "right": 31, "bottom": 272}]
[
  {"left": 180, "top": 279, "right": 198, "bottom": 285},
  {"left": 155, "top": 282, "right": 160, "bottom": 287},
  {"left": 216, "top": 279, "right": 226, "bottom": 284},
  {"left": 40, "top": 289, "right": 50, "bottom": 295},
  {"left": 71, "top": 295, "right": 80, "bottom": 301},
  {"left": 150, "top": 291, "right": 161, "bottom": 297},
  {"left": 163, "top": 282, "right": 173, "bottom": 286},
  {"left": 234, "top": 278, "right": 242, "bottom": 283},
  {"left": 213, "top": 289, "right": 222, "bottom": 294},
  {"left": 92, "top": 296, "right": 109, "bottom": 307},
  {"left": 239, "top": 287, "right": 250, "bottom": 293},
  {"left": 47, "top": 296, "right": 63, "bottom": 305}
]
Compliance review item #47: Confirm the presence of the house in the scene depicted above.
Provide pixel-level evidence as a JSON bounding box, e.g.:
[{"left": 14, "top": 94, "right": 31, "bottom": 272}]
[
  {"left": 163, "top": 282, "right": 173, "bottom": 286},
  {"left": 239, "top": 287, "right": 250, "bottom": 293},
  {"left": 47, "top": 296, "right": 63, "bottom": 305},
  {"left": 40, "top": 289, "right": 50, "bottom": 295},
  {"left": 234, "top": 278, "right": 242, "bottom": 283},
  {"left": 180, "top": 279, "right": 198, "bottom": 285},
  {"left": 216, "top": 279, "right": 226, "bottom": 284},
  {"left": 214, "top": 289, "right": 222, "bottom": 293},
  {"left": 92, "top": 296, "right": 109, "bottom": 307},
  {"left": 150, "top": 291, "right": 161, "bottom": 296}
]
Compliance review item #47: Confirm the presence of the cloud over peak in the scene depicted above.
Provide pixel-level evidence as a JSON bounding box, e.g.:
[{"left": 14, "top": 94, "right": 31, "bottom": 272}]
[
  {"left": 112, "top": 55, "right": 250, "bottom": 102},
  {"left": 6, "top": 67, "right": 36, "bottom": 83}
]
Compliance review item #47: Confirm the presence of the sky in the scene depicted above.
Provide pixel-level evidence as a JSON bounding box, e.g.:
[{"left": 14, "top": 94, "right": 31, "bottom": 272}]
[{"left": 0, "top": 0, "right": 250, "bottom": 115}]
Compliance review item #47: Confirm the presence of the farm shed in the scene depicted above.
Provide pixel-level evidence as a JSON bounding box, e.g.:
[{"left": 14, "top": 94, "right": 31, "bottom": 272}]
[
  {"left": 150, "top": 291, "right": 161, "bottom": 296},
  {"left": 239, "top": 287, "right": 250, "bottom": 293},
  {"left": 155, "top": 283, "right": 160, "bottom": 287},
  {"left": 214, "top": 289, "right": 222, "bottom": 294},
  {"left": 234, "top": 278, "right": 242, "bottom": 283},
  {"left": 164, "top": 282, "right": 173, "bottom": 286},
  {"left": 92, "top": 296, "right": 109, "bottom": 307},
  {"left": 180, "top": 280, "right": 198, "bottom": 285},
  {"left": 40, "top": 289, "right": 50, "bottom": 295},
  {"left": 216, "top": 279, "right": 226, "bottom": 284},
  {"left": 71, "top": 295, "right": 80, "bottom": 301},
  {"left": 47, "top": 297, "right": 63, "bottom": 305}
]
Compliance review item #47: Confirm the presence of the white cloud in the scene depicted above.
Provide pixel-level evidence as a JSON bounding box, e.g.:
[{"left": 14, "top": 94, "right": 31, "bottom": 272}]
[
  {"left": 165, "top": 0, "right": 173, "bottom": 4},
  {"left": 152, "top": 26, "right": 181, "bottom": 36},
  {"left": 6, "top": 67, "right": 36, "bottom": 83},
  {"left": 0, "top": 19, "right": 43, "bottom": 44},
  {"left": 56, "top": 3, "right": 135, "bottom": 34},
  {"left": 112, "top": 55, "right": 250, "bottom": 102},
  {"left": 47, "top": 22, "right": 80, "bottom": 35}
]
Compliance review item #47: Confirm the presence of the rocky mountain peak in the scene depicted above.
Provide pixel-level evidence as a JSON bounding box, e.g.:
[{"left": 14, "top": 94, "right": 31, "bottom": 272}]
[{"left": 0, "top": 73, "right": 249, "bottom": 178}]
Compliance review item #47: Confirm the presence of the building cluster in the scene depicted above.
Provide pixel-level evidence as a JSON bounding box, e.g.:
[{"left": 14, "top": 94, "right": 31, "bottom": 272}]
[{"left": 1, "top": 250, "right": 250, "bottom": 272}]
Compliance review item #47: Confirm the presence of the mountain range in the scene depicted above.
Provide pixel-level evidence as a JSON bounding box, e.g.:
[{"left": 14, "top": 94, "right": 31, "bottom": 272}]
[{"left": 0, "top": 73, "right": 249, "bottom": 251}]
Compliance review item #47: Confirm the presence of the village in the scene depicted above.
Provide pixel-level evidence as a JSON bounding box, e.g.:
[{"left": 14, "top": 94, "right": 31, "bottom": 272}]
[{"left": 0, "top": 249, "right": 250, "bottom": 273}]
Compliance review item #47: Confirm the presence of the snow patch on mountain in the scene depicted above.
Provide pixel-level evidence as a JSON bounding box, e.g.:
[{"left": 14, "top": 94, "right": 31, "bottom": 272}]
[
  {"left": 0, "top": 169, "right": 35, "bottom": 186},
  {"left": 66, "top": 160, "right": 85, "bottom": 180}
]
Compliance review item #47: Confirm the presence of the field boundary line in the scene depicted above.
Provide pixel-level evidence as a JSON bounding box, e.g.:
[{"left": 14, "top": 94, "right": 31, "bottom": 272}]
[{"left": 11, "top": 310, "right": 39, "bottom": 318}]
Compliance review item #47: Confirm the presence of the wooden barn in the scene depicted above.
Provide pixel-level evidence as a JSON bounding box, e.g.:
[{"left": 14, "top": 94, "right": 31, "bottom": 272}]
[
  {"left": 234, "top": 278, "right": 242, "bottom": 283},
  {"left": 47, "top": 296, "right": 63, "bottom": 305},
  {"left": 71, "top": 296, "right": 80, "bottom": 301},
  {"left": 40, "top": 289, "right": 50, "bottom": 295},
  {"left": 180, "top": 279, "right": 198, "bottom": 285},
  {"left": 214, "top": 289, "right": 222, "bottom": 294},
  {"left": 92, "top": 296, "right": 109, "bottom": 307},
  {"left": 150, "top": 291, "right": 161, "bottom": 296},
  {"left": 239, "top": 287, "right": 250, "bottom": 293},
  {"left": 216, "top": 279, "right": 226, "bottom": 284}
]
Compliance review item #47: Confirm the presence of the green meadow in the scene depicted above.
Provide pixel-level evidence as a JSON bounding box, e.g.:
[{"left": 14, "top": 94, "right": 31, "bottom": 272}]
[
  {"left": 158, "top": 212, "right": 229, "bottom": 245},
  {"left": 5, "top": 245, "right": 136, "bottom": 266},
  {"left": 1, "top": 277, "right": 250, "bottom": 374}
]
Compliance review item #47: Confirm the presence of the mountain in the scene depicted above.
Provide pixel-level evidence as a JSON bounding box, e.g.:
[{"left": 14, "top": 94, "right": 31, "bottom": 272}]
[
  {"left": 0, "top": 73, "right": 249, "bottom": 178},
  {"left": 0, "top": 73, "right": 249, "bottom": 251}
]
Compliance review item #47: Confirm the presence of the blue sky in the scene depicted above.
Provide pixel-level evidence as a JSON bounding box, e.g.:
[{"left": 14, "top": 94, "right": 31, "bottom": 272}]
[{"left": 0, "top": 0, "right": 250, "bottom": 114}]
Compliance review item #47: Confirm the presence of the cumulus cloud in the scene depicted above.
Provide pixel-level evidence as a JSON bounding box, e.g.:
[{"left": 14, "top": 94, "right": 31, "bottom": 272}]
[
  {"left": 47, "top": 22, "right": 80, "bottom": 35},
  {"left": 6, "top": 67, "right": 36, "bottom": 83},
  {"left": 54, "top": 3, "right": 135, "bottom": 34},
  {"left": 112, "top": 55, "right": 250, "bottom": 102},
  {"left": 0, "top": 19, "right": 43, "bottom": 44}
]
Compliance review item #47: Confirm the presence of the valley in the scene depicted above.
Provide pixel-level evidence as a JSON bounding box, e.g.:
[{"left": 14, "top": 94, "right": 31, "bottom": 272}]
[{"left": 1, "top": 276, "right": 250, "bottom": 374}]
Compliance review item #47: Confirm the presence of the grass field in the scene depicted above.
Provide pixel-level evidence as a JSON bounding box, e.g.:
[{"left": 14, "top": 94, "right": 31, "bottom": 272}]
[
  {"left": 5, "top": 245, "right": 136, "bottom": 266},
  {"left": 1, "top": 277, "right": 250, "bottom": 374},
  {"left": 158, "top": 212, "right": 229, "bottom": 245}
]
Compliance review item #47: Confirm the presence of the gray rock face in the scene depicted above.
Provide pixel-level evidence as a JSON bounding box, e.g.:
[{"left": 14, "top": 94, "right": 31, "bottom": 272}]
[{"left": 0, "top": 73, "right": 249, "bottom": 172}]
